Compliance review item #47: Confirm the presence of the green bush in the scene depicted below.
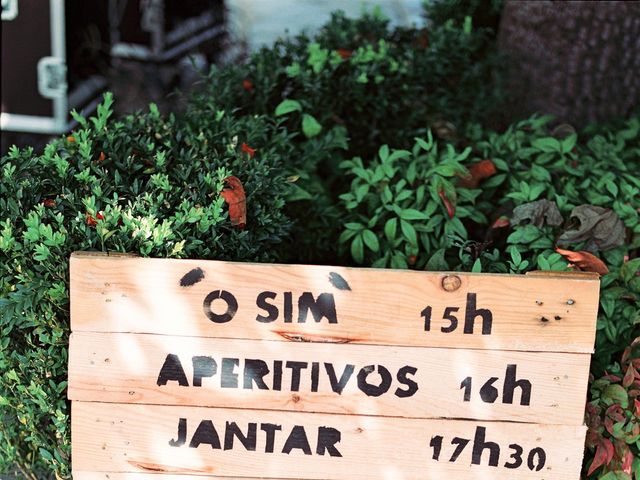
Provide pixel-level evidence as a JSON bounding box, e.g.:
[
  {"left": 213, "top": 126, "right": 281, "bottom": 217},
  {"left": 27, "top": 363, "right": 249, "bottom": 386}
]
[
  {"left": 337, "top": 115, "right": 640, "bottom": 478},
  {"left": 339, "top": 115, "right": 640, "bottom": 371},
  {"left": 201, "top": 9, "right": 505, "bottom": 160},
  {"left": 0, "top": 91, "right": 346, "bottom": 477},
  {"left": 189, "top": 7, "right": 505, "bottom": 263},
  {"left": 423, "top": 0, "right": 504, "bottom": 34},
  {"left": 585, "top": 337, "right": 640, "bottom": 479}
]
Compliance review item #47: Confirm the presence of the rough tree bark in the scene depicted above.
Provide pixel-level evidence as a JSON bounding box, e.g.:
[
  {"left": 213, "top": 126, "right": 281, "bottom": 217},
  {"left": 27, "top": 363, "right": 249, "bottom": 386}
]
[{"left": 498, "top": 0, "right": 640, "bottom": 127}]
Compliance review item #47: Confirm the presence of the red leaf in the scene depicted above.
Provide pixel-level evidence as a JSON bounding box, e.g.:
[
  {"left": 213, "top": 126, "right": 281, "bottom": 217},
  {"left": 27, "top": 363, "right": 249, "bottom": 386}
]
[
  {"left": 242, "top": 79, "right": 254, "bottom": 92},
  {"left": 85, "top": 214, "right": 97, "bottom": 227},
  {"left": 458, "top": 159, "right": 497, "bottom": 188},
  {"left": 98, "top": 151, "right": 106, "bottom": 162},
  {"left": 622, "top": 447, "right": 633, "bottom": 474},
  {"left": 623, "top": 363, "right": 635, "bottom": 388},
  {"left": 491, "top": 216, "right": 510, "bottom": 229},
  {"left": 622, "top": 346, "right": 632, "bottom": 364},
  {"left": 604, "top": 416, "right": 614, "bottom": 436},
  {"left": 96, "top": 212, "right": 105, "bottom": 221},
  {"left": 635, "top": 399, "right": 640, "bottom": 417},
  {"left": 43, "top": 199, "right": 56, "bottom": 207},
  {"left": 602, "top": 372, "right": 622, "bottom": 382},
  {"left": 407, "top": 255, "right": 417, "bottom": 266},
  {"left": 66, "top": 135, "right": 76, "bottom": 143},
  {"left": 241, "top": 142, "right": 256, "bottom": 158},
  {"left": 555, "top": 248, "right": 609, "bottom": 275},
  {"left": 221, "top": 176, "right": 247, "bottom": 229},
  {"left": 413, "top": 29, "right": 429, "bottom": 49},
  {"left": 585, "top": 428, "right": 600, "bottom": 448},
  {"left": 587, "top": 437, "right": 615, "bottom": 476},
  {"left": 336, "top": 48, "right": 352, "bottom": 60},
  {"left": 438, "top": 188, "right": 455, "bottom": 218},
  {"left": 605, "top": 404, "right": 625, "bottom": 422}
]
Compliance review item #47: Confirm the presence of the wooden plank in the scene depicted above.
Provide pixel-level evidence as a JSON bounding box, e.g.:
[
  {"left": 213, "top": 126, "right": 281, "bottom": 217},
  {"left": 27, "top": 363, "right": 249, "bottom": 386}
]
[
  {"left": 73, "top": 474, "right": 282, "bottom": 480},
  {"left": 68, "top": 332, "right": 590, "bottom": 425},
  {"left": 71, "top": 402, "right": 586, "bottom": 479},
  {"left": 69, "top": 253, "right": 599, "bottom": 353}
]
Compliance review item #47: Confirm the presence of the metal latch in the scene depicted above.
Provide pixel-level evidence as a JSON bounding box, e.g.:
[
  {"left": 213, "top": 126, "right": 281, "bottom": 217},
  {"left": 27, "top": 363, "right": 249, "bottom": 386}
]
[{"left": 37, "top": 56, "right": 67, "bottom": 98}]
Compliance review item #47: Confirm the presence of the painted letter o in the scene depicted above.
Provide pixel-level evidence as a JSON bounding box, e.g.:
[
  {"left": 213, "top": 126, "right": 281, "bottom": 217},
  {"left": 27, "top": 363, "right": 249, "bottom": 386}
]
[{"left": 203, "top": 290, "right": 238, "bottom": 323}]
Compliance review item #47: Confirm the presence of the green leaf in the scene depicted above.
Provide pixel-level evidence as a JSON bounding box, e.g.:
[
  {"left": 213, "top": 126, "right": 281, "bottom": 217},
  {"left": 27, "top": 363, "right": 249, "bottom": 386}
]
[
  {"left": 509, "top": 246, "right": 522, "bottom": 265},
  {"left": 302, "top": 114, "right": 322, "bottom": 138},
  {"left": 356, "top": 72, "right": 368, "bottom": 84},
  {"left": 434, "top": 164, "right": 465, "bottom": 177},
  {"left": 345, "top": 223, "right": 364, "bottom": 231},
  {"left": 307, "top": 42, "right": 328, "bottom": 73},
  {"left": 362, "top": 230, "right": 380, "bottom": 252},
  {"left": 426, "top": 249, "right": 448, "bottom": 271},
  {"left": 463, "top": 15, "right": 472, "bottom": 34},
  {"left": 605, "top": 180, "right": 618, "bottom": 197},
  {"left": 507, "top": 225, "right": 543, "bottom": 245},
  {"left": 400, "top": 219, "right": 417, "bottom": 245},
  {"left": 414, "top": 137, "right": 432, "bottom": 152},
  {"left": 471, "top": 258, "right": 482, "bottom": 273},
  {"left": 482, "top": 173, "right": 506, "bottom": 188},
  {"left": 537, "top": 255, "right": 551, "bottom": 270},
  {"left": 531, "top": 137, "right": 561, "bottom": 153},
  {"left": 530, "top": 164, "right": 551, "bottom": 182},
  {"left": 560, "top": 134, "right": 577, "bottom": 153},
  {"left": 390, "top": 252, "right": 408, "bottom": 269},
  {"left": 351, "top": 235, "right": 364, "bottom": 263},
  {"left": 286, "top": 184, "right": 313, "bottom": 201},
  {"left": 620, "top": 258, "right": 640, "bottom": 283},
  {"left": 395, "top": 190, "right": 412, "bottom": 202},
  {"left": 338, "top": 229, "right": 357, "bottom": 244},
  {"left": 599, "top": 472, "right": 632, "bottom": 480},
  {"left": 285, "top": 62, "right": 301, "bottom": 77},
  {"left": 387, "top": 150, "right": 411, "bottom": 162},
  {"left": 70, "top": 109, "right": 88, "bottom": 128},
  {"left": 355, "top": 183, "right": 370, "bottom": 202},
  {"left": 399, "top": 209, "right": 428, "bottom": 221},
  {"left": 528, "top": 183, "right": 547, "bottom": 201},
  {"left": 381, "top": 186, "right": 393, "bottom": 203},
  {"left": 406, "top": 162, "right": 417, "bottom": 183},
  {"left": 378, "top": 145, "right": 390, "bottom": 162},
  {"left": 384, "top": 218, "right": 397, "bottom": 241},
  {"left": 275, "top": 99, "right": 302, "bottom": 116},
  {"left": 602, "top": 384, "right": 629, "bottom": 408},
  {"left": 39, "top": 448, "right": 53, "bottom": 462},
  {"left": 34, "top": 244, "right": 51, "bottom": 262}
]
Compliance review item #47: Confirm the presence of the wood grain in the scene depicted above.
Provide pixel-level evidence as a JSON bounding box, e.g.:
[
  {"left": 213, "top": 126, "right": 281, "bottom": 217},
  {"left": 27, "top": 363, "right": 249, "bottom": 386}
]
[
  {"left": 68, "top": 332, "right": 590, "bottom": 425},
  {"left": 69, "top": 253, "right": 599, "bottom": 353},
  {"left": 73, "top": 475, "right": 284, "bottom": 480},
  {"left": 71, "top": 402, "right": 586, "bottom": 479}
]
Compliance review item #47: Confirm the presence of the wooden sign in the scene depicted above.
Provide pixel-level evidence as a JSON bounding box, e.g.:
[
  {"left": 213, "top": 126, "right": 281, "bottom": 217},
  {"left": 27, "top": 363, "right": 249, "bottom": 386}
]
[{"left": 68, "top": 252, "right": 600, "bottom": 479}]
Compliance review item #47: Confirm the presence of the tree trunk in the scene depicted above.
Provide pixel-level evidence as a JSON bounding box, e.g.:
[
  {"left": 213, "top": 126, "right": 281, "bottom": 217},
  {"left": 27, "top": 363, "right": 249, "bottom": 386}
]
[{"left": 498, "top": 0, "right": 640, "bottom": 127}]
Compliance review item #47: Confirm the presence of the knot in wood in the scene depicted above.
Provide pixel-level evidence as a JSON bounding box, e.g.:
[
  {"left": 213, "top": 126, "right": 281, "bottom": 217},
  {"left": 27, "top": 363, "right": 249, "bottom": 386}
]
[{"left": 441, "top": 275, "right": 462, "bottom": 292}]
